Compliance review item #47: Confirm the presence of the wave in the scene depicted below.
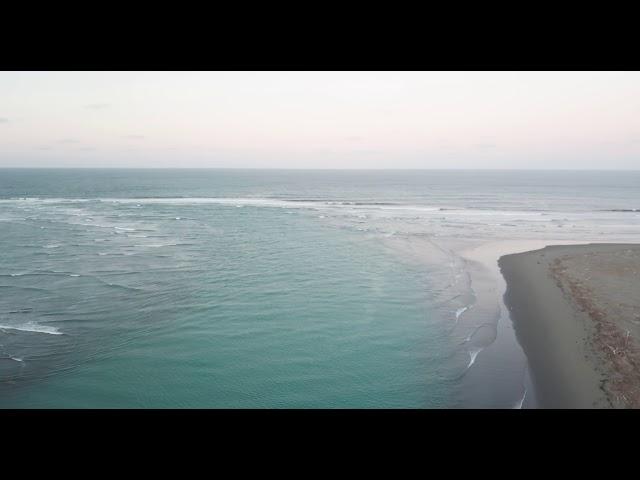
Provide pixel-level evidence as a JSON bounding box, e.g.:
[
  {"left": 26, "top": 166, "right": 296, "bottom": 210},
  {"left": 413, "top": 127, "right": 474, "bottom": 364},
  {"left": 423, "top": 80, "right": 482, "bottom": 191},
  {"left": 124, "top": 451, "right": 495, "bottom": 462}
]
[
  {"left": 0, "top": 285, "right": 49, "bottom": 293},
  {"left": 0, "top": 196, "right": 517, "bottom": 215},
  {"left": 7, "top": 308, "right": 33, "bottom": 314},
  {"left": 0, "top": 322, "right": 63, "bottom": 335},
  {"left": 131, "top": 243, "right": 179, "bottom": 248},
  {"left": 5, "top": 195, "right": 632, "bottom": 218},
  {"left": 0, "top": 197, "right": 400, "bottom": 214},
  {"left": 283, "top": 199, "right": 399, "bottom": 206},
  {"left": 3, "top": 271, "right": 80, "bottom": 278}
]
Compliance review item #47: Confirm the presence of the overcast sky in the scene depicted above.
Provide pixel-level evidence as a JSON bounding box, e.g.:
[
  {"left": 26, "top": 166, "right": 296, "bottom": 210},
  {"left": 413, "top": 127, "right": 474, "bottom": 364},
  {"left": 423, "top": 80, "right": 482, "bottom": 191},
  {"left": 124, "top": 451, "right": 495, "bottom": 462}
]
[{"left": 0, "top": 71, "right": 639, "bottom": 169}]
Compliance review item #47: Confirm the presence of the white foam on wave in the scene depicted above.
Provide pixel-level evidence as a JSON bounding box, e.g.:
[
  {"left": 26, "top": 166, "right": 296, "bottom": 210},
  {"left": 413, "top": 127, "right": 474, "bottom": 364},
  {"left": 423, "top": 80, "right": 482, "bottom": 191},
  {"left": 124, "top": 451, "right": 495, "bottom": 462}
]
[
  {"left": 0, "top": 322, "right": 63, "bottom": 335},
  {"left": 514, "top": 389, "right": 526, "bottom": 409},
  {"left": 455, "top": 306, "right": 469, "bottom": 320},
  {"left": 467, "top": 347, "right": 483, "bottom": 369}
]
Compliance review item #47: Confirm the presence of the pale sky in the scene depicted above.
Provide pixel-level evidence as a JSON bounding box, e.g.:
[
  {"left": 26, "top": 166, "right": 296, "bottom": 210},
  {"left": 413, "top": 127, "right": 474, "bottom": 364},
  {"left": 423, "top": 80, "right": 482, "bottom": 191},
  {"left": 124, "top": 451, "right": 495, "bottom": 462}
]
[{"left": 0, "top": 71, "right": 639, "bottom": 169}]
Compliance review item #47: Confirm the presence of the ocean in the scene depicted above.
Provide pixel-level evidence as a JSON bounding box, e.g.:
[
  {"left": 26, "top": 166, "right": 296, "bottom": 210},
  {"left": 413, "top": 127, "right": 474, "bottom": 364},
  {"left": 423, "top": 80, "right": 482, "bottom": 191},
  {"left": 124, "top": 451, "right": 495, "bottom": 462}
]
[{"left": 1, "top": 169, "right": 639, "bottom": 408}]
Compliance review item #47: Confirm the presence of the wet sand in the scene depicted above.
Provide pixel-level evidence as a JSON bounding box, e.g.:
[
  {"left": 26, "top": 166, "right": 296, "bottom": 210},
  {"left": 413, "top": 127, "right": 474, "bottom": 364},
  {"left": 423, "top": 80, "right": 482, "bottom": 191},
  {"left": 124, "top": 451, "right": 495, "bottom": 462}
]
[{"left": 499, "top": 244, "right": 640, "bottom": 408}]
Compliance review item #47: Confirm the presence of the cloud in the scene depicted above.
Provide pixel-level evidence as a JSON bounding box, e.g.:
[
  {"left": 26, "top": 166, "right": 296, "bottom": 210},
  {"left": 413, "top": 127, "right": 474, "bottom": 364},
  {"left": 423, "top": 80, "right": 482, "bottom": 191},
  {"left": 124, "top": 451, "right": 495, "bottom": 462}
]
[
  {"left": 36, "top": 146, "right": 53, "bottom": 151},
  {"left": 352, "top": 149, "right": 382, "bottom": 155},
  {"left": 78, "top": 146, "right": 96, "bottom": 151},
  {"left": 84, "top": 103, "right": 110, "bottom": 110},
  {"left": 0, "top": 117, "right": 8, "bottom": 123},
  {"left": 124, "top": 135, "right": 145, "bottom": 140},
  {"left": 474, "top": 143, "right": 497, "bottom": 149},
  {"left": 57, "top": 138, "right": 80, "bottom": 144},
  {"left": 343, "top": 136, "right": 364, "bottom": 142}
]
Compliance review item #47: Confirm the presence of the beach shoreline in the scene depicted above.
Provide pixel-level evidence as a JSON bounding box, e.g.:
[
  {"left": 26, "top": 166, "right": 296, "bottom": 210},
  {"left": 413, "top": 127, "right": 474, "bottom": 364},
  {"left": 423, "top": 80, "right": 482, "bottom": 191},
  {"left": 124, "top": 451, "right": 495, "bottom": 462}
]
[
  {"left": 499, "top": 243, "right": 640, "bottom": 408},
  {"left": 454, "top": 239, "right": 583, "bottom": 408}
]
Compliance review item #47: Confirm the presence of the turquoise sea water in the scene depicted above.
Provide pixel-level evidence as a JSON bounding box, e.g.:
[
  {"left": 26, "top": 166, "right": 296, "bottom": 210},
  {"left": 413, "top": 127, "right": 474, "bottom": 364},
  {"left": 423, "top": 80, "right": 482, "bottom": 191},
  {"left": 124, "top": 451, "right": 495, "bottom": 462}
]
[{"left": 1, "top": 169, "right": 640, "bottom": 408}]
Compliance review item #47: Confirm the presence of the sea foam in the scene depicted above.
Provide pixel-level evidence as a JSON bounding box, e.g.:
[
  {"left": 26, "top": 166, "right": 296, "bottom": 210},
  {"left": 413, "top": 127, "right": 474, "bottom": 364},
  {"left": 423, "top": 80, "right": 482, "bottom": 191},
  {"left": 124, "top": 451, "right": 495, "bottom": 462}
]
[
  {"left": 0, "top": 322, "right": 63, "bottom": 335},
  {"left": 455, "top": 306, "right": 469, "bottom": 320}
]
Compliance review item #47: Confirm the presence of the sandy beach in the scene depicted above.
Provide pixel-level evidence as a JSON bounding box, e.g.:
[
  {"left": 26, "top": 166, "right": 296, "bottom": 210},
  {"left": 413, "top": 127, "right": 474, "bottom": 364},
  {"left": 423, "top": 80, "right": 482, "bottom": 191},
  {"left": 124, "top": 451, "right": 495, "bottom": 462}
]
[{"left": 499, "top": 244, "right": 640, "bottom": 408}]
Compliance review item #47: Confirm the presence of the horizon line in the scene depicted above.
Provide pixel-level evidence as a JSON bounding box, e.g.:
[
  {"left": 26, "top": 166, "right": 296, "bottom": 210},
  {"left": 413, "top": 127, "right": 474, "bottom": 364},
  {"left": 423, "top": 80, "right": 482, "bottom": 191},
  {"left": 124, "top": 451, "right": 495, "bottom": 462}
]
[{"left": 2, "top": 166, "right": 640, "bottom": 172}]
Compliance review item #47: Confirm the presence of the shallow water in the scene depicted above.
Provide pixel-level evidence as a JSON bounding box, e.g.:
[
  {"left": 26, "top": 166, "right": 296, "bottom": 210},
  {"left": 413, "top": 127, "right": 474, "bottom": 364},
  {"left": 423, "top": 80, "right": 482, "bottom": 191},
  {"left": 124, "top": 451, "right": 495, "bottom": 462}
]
[{"left": 1, "top": 169, "right": 639, "bottom": 408}]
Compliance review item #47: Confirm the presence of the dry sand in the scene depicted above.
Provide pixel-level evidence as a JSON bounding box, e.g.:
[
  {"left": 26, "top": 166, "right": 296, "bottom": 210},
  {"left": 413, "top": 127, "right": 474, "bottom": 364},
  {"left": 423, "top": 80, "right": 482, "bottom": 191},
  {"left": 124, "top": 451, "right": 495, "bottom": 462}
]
[{"left": 499, "top": 244, "right": 640, "bottom": 408}]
